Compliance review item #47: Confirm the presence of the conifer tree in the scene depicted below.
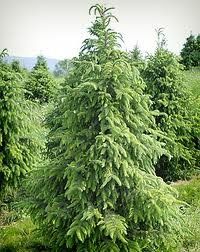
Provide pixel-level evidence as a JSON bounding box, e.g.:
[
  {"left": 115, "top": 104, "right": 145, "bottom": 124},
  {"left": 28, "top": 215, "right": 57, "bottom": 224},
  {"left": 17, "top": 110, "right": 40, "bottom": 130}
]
[
  {"left": 0, "top": 60, "right": 42, "bottom": 199},
  {"left": 143, "top": 29, "right": 199, "bottom": 181},
  {"left": 128, "top": 45, "right": 145, "bottom": 71},
  {"left": 10, "top": 60, "right": 23, "bottom": 73},
  {"left": 180, "top": 34, "right": 200, "bottom": 69},
  {"left": 26, "top": 5, "right": 184, "bottom": 251},
  {"left": 53, "top": 58, "right": 73, "bottom": 77},
  {"left": 26, "top": 56, "right": 57, "bottom": 103}
]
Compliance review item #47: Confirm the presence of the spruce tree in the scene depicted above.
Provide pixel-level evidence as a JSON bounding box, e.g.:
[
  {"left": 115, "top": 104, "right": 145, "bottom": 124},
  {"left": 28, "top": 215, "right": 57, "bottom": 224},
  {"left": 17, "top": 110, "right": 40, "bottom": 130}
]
[
  {"left": 26, "top": 56, "right": 57, "bottom": 103},
  {"left": 0, "top": 60, "right": 42, "bottom": 199},
  {"left": 10, "top": 60, "right": 24, "bottom": 73},
  {"left": 143, "top": 30, "right": 199, "bottom": 181},
  {"left": 128, "top": 45, "right": 145, "bottom": 71},
  {"left": 26, "top": 5, "right": 183, "bottom": 251}
]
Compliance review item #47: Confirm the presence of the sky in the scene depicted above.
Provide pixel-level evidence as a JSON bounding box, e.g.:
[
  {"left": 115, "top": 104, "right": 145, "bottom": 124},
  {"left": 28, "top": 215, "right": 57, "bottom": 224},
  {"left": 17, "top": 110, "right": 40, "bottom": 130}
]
[{"left": 0, "top": 0, "right": 199, "bottom": 59}]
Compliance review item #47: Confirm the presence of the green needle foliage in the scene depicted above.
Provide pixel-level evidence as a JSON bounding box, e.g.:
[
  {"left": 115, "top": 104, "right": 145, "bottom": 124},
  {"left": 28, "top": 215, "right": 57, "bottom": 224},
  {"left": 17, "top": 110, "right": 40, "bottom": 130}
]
[
  {"left": 26, "top": 56, "right": 57, "bottom": 103},
  {"left": 26, "top": 5, "right": 184, "bottom": 251},
  {"left": 0, "top": 60, "right": 42, "bottom": 200},
  {"left": 143, "top": 29, "right": 199, "bottom": 181}
]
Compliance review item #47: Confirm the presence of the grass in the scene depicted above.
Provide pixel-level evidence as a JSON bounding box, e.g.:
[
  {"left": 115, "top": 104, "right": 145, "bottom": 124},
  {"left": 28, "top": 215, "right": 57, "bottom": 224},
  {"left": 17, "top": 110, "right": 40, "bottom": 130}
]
[
  {"left": 173, "top": 176, "right": 200, "bottom": 252},
  {"left": 1, "top": 178, "right": 200, "bottom": 252},
  {"left": 183, "top": 67, "right": 200, "bottom": 97},
  {"left": 0, "top": 217, "right": 49, "bottom": 252}
]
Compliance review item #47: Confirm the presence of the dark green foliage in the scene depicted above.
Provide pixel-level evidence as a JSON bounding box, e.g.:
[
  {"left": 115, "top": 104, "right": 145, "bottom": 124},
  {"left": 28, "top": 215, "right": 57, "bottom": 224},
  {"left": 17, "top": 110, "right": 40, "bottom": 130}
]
[
  {"left": 180, "top": 34, "right": 200, "bottom": 69},
  {"left": 143, "top": 32, "right": 199, "bottom": 181},
  {"left": 33, "top": 56, "right": 47, "bottom": 70},
  {"left": 10, "top": 60, "right": 24, "bottom": 74},
  {"left": 26, "top": 5, "right": 184, "bottom": 252},
  {"left": 26, "top": 56, "right": 57, "bottom": 103},
  {"left": 0, "top": 49, "right": 8, "bottom": 60},
  {"left": 0, "top": 61, "right": 41, "bottom": 199}
]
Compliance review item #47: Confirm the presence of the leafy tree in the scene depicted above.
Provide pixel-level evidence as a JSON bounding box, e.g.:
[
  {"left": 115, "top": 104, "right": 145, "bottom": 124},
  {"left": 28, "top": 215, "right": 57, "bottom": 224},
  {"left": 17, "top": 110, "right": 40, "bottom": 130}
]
[
  {"left": 143, "top": 30, "right": 199, "bottom": 181},
  {"left": 0, "top": 60, "right": 42, "bottom": 200},
  {"left": 26, "top": 5, "right": 184, "bottom": 251},
  {"left": 26, "top": 56, "right": 57, "bottom": 103},
  {"left": 180, "top": 34, "right": 200, "bottom": 69},
  {"left": 53, "top": 58, "right": 73, "bottom": 77}
]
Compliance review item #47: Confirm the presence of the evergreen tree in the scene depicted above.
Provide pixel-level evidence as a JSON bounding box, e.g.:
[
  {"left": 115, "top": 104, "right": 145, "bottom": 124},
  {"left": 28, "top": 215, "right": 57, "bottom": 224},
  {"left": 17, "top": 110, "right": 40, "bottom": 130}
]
[
  {"left": 26, "top": 56, "right": 57, "bottom": 103},
  {"left": 180, "top": 34, "right": 200, "bottom": 69},
  {"left": 10, "top": 60, "right": 23, "bottom": 73},
  {"left": 53, "top": 58, "right": 73, "bottom": 77},
  {"left": 0, "top": 60, "right": 42, "bottom": 199},
  {"left": 26, "top": 5, "right": 183, "bottom": 251},
  {"left": 128, "top": 45, "right": 145, "bottom": 71},
  {"left": 33, "top": 55, "right": 48, "bottom": 70},
  {"left": 143, "top": 30, "right": 199, "bottom": 181}
]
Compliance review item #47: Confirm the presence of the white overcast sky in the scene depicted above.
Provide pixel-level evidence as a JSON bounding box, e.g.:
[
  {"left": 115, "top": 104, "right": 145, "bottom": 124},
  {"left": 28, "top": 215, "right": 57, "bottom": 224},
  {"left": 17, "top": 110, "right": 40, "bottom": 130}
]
[{"left": 0, "top": 0, "right": 199, "bottom": 59}]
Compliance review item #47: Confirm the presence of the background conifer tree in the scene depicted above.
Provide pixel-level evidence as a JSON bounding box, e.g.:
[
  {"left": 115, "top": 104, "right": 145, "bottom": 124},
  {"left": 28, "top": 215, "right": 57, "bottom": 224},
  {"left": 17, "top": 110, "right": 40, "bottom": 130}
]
[
  {"left": 0, "top": 59, "right": 42, "bottom": 200},
  {"left": 143, "top": 29, "right": 199, "bottom": 181},
  {"left": 10, "top": 60, "right": 25, "bottom": 74},
  {"left": 53, "top": 58, "right": 73, "bottom": 77},
  {"left": 26, "top": 56, "right": 57, "bottom": 103},
  {"left": 26, "top": 5, "right": 184, "bottom": 251},
  {"left": 180, "top": 34, "right": 200, "bottom": 69},
  {"left": 128, "top": 45, "right": 145, "bottom": 71}
]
